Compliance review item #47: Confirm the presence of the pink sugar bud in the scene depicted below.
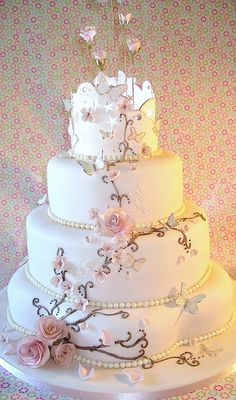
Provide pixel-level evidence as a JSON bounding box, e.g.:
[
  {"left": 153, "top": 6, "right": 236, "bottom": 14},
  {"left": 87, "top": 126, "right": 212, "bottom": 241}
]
[
  {"left": 79, "top": 26, "right": 96, "bottom": 47},
  {"left": 127, "top": 38, "right": 141, "bottom": 55},
  {"left": 94, "top": 50, "right": 107, "bottom": 71}
]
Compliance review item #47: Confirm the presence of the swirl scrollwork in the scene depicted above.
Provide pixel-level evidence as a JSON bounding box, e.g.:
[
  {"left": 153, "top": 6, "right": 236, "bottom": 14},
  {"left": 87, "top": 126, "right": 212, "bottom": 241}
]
[{"left": 142, "top": 351, "right": 200, "bottom": 370}]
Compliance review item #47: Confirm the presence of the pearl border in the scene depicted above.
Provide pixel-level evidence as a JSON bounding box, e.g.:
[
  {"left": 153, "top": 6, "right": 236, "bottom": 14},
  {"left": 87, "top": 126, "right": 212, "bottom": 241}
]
[
  {"left": 67, "top": 148, "right": 163, "bottom": 162},
  {"left": 7, "top": 306, "right": 235, "bottom": 369},
  {"left": 24, "top": 262, "right": 212, "bottom": 309},
  {"left": 47, "top": 203, "right": 186, "bottom": 231}
]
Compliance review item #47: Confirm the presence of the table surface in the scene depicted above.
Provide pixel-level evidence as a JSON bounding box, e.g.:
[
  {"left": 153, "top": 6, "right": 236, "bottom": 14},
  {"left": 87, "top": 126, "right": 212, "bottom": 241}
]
[{"left": 0, "top": 364, "right": 235, "bottom": 399}]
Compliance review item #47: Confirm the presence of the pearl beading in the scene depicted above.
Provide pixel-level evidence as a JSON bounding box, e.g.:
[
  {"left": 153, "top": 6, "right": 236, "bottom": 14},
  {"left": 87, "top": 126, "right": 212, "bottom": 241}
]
[
  {"left": 7, "top": 306, "right": 235, "bottom": 369},
  {"left": 25, "top": 262, "right": 212, "bottom": 309},
  {"left": 67, "top": 148, "right": 162, "bottom": 162},
  {"left": 47, "top": 203, "right": 186, "bottom": 231}
]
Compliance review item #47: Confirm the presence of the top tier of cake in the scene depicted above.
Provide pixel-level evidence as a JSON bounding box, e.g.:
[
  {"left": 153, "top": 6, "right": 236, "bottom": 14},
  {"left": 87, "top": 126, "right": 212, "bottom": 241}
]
[{"left": 66, "top": 71, "right": 160, "bottom": 161}]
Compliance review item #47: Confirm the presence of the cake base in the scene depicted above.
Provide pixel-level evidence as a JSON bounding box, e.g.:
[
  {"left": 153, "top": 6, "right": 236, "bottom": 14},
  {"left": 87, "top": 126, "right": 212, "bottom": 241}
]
[{"left": 0, "top": 286, "right": 236, "bottom": 399}]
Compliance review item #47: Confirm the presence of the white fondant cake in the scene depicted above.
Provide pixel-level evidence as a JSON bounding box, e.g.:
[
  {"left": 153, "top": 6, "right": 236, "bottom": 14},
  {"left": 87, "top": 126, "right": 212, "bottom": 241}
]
[{"left": 6, "top": 72, "right": 235, "bottom": 373}]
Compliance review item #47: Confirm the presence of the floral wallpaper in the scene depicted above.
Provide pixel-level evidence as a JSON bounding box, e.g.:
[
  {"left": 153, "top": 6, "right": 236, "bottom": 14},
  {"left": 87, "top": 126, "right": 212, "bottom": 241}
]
[{"left": 0, "top": 0, "right": 235, "bottom": 398}]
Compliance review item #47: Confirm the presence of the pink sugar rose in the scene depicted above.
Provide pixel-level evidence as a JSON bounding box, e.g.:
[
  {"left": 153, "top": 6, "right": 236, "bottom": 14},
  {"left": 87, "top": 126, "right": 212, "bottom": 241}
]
[
  {"left": 17, "top": 336, "right": 50, "bottom": 368},
  {"left": 96, "top": 207, "right": 133, "bottom": 237},
  {"left": 37, "top": 316, "right": 69, "bottom": 342},
  {"left": 51, "top": 342, "right": 76, "bottom": 367}
]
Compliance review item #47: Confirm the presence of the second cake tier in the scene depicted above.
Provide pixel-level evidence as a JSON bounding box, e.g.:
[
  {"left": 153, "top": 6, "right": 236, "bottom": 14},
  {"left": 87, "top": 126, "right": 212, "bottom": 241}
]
[
  {"left": 26, "top": 200, "right": 210, "bottom": 304},
  {"left": 47, "top": 150, "right": 183, "bottom": 227}
]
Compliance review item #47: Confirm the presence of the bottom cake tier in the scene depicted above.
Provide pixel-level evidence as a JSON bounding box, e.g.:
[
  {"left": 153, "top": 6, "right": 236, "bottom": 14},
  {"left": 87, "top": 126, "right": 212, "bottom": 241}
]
[{"left": 7, "top": 261, "right": 235, "bottom": 368}]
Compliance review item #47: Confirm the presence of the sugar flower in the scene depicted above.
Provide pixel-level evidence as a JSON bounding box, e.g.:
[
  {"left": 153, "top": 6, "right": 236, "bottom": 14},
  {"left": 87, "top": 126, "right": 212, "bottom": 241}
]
[
  {"left": 37, "top": 315, "right": 69, "bottom": 342},
  {"left": 94, "top": 50, "right": 107, "bottom": 71},
  {"left": 50, "top": 275, "right": 63, "bottom": 287},
  {"left": 127, "top": 38, "right": 141, "bottom": 56},
  {"left": 51, "top": 342, "right": 76, "bottom": 367},
  {"left": 89, "top": 208, "right": 99, "bottom": 219},
  {"left": 118, "top": 13, "right": 132, "bottom": 26},
  {"left": 17, "top": 336, "right": 50, "bottom": 368},
  {"left": 111, "top": 248, "right": 126, "bottom": 265},
  {"left": 61, "top": 279, "right": 75, "bottom": 296},
  {"left": 114, "top": 233, "right": 129, "bottom": 248},
  {"left": 107, "top": 170, "right": 120, "bottom": 181},
  {"left": 52, "top": 255, "right": 69, "bottom": 274},
  {"left": 93, "top": 268, "right": 107, "bottom": 283},
  {"left": 100, "top": 242, "right": 115, "bottom": 257},
  {"left": 116, "top": 97, "right": 134, "bottom": 114},
  {"left": 81, "top": 107, "right": 95, "bottom": 122},
  {"left": 96, "top": 207, "right": 133, "bottom": 237},
  {"left": 73, "top": 295, "right": 89, "bottom": 312},
  {"left": 79, "top": 26, "right": 96, "bottom": 49},
  {"left": 141, "top": 143, "right": 152, "bottom": 157}
]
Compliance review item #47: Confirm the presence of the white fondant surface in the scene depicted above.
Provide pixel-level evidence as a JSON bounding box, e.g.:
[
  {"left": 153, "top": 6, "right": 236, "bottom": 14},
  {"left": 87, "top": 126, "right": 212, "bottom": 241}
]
[
  {"left": 26, "top": 200, "right": 210, "bottom": 303},
  {"left": 2, "top": 285, "right": 236, "bottom": 399},
  {"left": 47, "top": 150, "right": 183, "bottom": 225},
  {"left": 7, "top": 262, "right": 234, "bottom": 363}
]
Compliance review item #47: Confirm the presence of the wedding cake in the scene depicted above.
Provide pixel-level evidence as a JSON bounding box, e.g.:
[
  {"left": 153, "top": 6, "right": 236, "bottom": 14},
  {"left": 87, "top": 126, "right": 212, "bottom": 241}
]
[{"left": 6, "top": 71, "right": 235, "bottom": 374}]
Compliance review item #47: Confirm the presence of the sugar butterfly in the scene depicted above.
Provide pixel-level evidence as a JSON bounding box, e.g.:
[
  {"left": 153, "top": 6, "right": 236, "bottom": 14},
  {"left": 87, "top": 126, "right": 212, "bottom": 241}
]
[
  {"left": 175, "top": 282, "right": 206, "bottom": 314},
  {"left": 95, "top": 72, "right": 127, "bottom": 101},
  {"left": 198, "top": 343, "right": 222, "bottom": 358},
  {"left": 127, "top": 127, "right": 146, "bottom": 143},
  {"left": 99, "top": 129, "right": 114, "bottom": 140},
  {"left": 159, "top": 213, "right": 179, "bottom": 231},
  {"left": 78, "top": 150, "right": 105, "bottom": 176},
  {"left": 185, "top": 294, "right": 206, "bottom": 314},
  {"left": 125, "top": 254, "right": 146, "bottom": 272}
]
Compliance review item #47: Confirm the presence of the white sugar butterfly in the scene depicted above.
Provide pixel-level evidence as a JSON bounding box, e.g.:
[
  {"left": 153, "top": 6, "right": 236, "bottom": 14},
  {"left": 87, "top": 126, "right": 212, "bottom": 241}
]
[
  {"left": 175, "top": 282, "right": 206, "bottom": 314},
  {"left": 125, "top": 254, "right": 146, "bottom": 272},
  {"left": 158, "top": 213, "right": 179, "bottom": 231},
  {"left": 78, "top": 150, "right": 105, "bottom": 175}
]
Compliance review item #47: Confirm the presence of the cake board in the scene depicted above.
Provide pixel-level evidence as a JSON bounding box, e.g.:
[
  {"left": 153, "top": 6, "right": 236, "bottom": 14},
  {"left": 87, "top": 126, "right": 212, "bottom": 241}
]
[{"left": 0, "top": 286, "right": 236, "bottom": 400}]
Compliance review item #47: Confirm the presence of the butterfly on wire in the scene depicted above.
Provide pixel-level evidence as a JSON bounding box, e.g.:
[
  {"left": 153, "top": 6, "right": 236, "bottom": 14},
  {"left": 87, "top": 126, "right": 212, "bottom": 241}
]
[
  {"left": 77, "top": 150, "right": 105, "bottom": 176},
  {"left": 175, "top": 282, "right": 206, "bottom": 321},
  {"left": 158, "top": 213, "right": 179, "bottom": 231}
]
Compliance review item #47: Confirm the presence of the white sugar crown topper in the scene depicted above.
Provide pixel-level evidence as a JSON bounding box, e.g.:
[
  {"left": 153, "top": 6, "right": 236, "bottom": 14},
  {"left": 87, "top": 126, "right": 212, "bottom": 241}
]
[{"left": 64, "top": 71, "right": 161, "bottom": 161}]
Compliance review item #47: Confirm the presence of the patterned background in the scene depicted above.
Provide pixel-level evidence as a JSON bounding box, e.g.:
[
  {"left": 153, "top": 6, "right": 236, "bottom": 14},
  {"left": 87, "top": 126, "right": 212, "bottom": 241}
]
[{"left": 0, "top": 0, "right": 235, "bottom": 398}]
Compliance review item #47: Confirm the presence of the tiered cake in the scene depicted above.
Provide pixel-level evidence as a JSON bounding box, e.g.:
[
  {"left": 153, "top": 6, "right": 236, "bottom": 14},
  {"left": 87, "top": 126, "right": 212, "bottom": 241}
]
[{"left": 7, "top": 72, "right": 235, "bottom": 371}]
